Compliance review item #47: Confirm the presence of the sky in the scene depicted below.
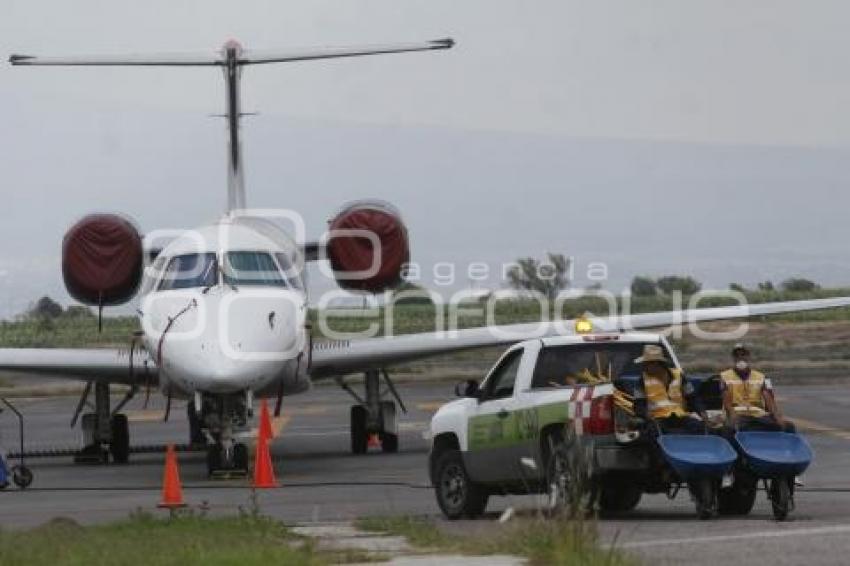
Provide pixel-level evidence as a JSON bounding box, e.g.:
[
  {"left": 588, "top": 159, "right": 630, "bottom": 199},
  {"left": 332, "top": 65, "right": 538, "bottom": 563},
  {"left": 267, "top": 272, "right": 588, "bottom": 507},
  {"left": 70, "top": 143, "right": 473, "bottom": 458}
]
[{"left": 1, "top": 1, "right": 850, "bottom": 317}]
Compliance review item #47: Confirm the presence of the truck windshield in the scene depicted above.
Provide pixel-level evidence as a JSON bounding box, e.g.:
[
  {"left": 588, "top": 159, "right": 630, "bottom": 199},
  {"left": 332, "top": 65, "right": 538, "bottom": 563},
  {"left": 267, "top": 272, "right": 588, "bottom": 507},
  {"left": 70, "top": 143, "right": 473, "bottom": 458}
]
[{"left": 531, "top": 342, "right": 665, "bottom": 388}]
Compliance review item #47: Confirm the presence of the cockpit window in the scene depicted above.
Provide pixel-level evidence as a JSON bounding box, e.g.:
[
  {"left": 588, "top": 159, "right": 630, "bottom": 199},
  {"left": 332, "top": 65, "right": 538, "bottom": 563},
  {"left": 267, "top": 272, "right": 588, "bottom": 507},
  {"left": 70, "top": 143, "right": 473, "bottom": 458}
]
[
  {"left": 158, "top": 253, "right": 218, "bottom": 290},
  {"left": 223, "top": 251, "right": 289, "bottom": 288},
  {"left": 275, "top": 253, "right": 303, "bottom": 290}
]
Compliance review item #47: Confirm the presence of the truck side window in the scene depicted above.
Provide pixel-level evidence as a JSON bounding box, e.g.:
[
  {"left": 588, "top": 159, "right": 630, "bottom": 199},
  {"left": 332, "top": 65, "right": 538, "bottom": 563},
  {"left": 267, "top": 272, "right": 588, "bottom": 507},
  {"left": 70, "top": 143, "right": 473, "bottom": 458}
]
[{"left": 483, "top": 349, "right": 523, "bottom": 400}]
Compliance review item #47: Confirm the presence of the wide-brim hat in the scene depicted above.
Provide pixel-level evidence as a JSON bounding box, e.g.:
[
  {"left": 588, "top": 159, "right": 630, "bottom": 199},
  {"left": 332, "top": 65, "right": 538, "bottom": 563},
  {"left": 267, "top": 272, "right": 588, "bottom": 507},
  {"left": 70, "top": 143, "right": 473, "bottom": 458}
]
[{"left": 634, "top": 344, "right": 672, "bottom": 366}]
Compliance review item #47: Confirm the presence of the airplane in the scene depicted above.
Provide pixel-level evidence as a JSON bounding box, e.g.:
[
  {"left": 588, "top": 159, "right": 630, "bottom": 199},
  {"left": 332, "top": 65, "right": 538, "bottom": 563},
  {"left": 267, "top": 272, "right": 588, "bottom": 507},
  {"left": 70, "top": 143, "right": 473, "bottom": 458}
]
[{"left": 4, "top": 39, "right": 850, "bottom": 476}]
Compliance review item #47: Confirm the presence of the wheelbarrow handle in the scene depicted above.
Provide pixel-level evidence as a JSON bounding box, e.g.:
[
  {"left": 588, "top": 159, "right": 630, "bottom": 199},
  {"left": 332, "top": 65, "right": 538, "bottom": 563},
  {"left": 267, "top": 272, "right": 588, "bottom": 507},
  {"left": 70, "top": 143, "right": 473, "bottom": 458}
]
[{"left": 0, "top": 397, "right": 25, "bottom": 469}]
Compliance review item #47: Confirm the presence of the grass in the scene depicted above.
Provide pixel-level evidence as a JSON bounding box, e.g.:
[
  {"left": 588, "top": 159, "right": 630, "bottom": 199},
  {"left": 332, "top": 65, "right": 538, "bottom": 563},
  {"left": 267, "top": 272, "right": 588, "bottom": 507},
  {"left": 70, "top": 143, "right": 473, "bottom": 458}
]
[
  {"left": 0, "top": 316, "right": 139, "bottom": 348},
  {"left": 1, "top": 288, "right": 850, "bottom": 349},
  {"left": 0, "top": 512, "right": 374, "bottom": 566},
  {"left": 315, "top": 287, "right": 850, "bottom": 338},
  {"left": 355, "top": 515, "right": 636, "bottom": 566}
]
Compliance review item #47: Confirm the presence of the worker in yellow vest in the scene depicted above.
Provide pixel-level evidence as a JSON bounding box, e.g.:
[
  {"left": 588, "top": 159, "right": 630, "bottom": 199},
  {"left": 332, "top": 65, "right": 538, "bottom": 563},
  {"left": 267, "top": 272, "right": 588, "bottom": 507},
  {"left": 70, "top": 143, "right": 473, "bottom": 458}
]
[
  {"left": 720, "top": 343, "right": 795, "bottom": 433},
  {"left": 635, "top": 345, "right": 705, "bottom": 434}
]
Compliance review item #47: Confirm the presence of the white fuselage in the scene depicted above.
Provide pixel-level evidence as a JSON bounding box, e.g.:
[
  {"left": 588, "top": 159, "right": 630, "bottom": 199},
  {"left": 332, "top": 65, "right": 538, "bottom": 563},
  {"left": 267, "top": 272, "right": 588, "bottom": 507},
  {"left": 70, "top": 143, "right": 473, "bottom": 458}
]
[{"left": 137, "top": 215, "right": 310, "bottom": 399}]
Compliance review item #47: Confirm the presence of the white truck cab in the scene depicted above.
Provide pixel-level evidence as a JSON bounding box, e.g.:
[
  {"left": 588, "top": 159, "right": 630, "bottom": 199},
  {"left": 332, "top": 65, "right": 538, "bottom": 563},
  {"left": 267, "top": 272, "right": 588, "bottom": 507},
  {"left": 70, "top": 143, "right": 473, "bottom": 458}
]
[{"left": 428, "top": 332, "right": 683, "bottom": 519}]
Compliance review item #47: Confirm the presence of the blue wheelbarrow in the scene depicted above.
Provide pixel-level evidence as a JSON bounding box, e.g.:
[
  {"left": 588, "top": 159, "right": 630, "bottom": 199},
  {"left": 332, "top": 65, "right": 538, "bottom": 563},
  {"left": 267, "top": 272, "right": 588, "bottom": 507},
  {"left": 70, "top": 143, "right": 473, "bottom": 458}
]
[
  {"left": 657, "top": 434, "right": 738, "bottom": 519},
  {"left": 727, "top": 431, "right": 812, "bottom": 521}
]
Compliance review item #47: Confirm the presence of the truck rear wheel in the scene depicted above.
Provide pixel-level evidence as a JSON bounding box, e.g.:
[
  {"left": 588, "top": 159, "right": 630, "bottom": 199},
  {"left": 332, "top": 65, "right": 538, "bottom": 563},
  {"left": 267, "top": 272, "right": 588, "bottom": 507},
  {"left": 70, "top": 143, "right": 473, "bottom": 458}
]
[
  {"left": 434, "top": 449, "right": 488, "bottom": 520},
  {"left": 718, "top": 485, "right": 757, "bottom": 516},
  {"left": 599, "top": 485, "right": 642, "bottom": 513},
  {"left": 544, "top": 428, "right": 593, "bottom": 516}
]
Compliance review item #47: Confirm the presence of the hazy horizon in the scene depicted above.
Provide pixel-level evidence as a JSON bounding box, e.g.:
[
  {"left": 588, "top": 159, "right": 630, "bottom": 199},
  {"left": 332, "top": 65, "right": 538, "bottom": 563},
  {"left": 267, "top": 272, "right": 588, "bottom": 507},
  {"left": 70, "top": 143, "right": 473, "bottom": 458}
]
[{"left": 3, "top": 1, "right": 849, "bottom": 318}]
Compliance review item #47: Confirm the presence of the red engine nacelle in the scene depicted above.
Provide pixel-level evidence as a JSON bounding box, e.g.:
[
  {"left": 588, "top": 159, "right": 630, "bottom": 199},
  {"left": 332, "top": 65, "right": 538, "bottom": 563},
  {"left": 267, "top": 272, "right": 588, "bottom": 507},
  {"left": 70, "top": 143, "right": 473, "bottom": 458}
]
[
  {"left": 62, "top": 213, "right": 144, "bottom": 306},
  {"left": 326, "top": 200, "right": 410, "bottom": 293}
]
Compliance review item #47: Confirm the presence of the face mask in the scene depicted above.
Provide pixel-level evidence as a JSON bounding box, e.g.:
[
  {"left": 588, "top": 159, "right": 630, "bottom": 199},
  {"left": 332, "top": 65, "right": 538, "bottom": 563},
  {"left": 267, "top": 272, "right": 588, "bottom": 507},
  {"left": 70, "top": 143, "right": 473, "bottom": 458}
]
[{"left": 735, "top": 360, "right": 749, "bottom": 372}]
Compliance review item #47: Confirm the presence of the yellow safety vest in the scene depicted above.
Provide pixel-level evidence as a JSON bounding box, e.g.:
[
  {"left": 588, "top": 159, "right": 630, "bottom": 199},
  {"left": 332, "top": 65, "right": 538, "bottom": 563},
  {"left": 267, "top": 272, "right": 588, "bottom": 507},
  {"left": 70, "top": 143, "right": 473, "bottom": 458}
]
[
  {"left": 643, "top": 369, "right": 687, "bottom": 419},
  {"left": 720, "top": 368, "right": 768, "bottom": 417}
]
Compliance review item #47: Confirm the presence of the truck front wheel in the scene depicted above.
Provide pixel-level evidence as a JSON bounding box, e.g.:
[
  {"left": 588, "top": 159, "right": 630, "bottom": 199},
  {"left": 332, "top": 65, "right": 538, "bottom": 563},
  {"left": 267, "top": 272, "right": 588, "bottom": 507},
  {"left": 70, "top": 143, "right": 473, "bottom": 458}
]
[{"left": 434, "top": 449, "right": 488, "bottom": 520}]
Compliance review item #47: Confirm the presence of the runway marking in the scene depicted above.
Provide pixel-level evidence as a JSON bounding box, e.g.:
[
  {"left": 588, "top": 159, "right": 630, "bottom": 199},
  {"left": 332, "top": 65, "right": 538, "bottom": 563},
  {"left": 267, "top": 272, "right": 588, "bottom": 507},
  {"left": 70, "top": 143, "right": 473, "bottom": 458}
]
[
  {"left": 272, "top": 415, "right": 291, "bottom": 438},
  {"left": 416, "top": 402, "right": 445, "bottom": 412},
  {"left": 788, "top": 416, "right": 850, "bottom": 441},
  {"left": 276, "top": 421, "right": 429, "bottom": 438},
  {"left": 619, "top": 523, "right": 850, "bottom": 549},
  {"left": 285, "top": 406, "right": 329, "bottom": 416},
  {"left": 125, "top": 410, "right": 165, "bottom": 422},
  {"left": 251, "top": 415, "right": 292, "bottom": 440}
]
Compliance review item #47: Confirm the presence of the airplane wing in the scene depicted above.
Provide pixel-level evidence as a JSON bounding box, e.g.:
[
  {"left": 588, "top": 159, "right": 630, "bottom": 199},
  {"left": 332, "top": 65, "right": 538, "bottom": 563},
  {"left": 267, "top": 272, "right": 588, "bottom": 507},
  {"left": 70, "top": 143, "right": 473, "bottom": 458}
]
[
  {"left": 309, "top": 296, "right": 850, "bottom": 377},
  {"left": 0, "top": 297, "right": 847, "bottom": 384},
  {"left": 0, "top": 347, "right": 156, "bottom": 386}
]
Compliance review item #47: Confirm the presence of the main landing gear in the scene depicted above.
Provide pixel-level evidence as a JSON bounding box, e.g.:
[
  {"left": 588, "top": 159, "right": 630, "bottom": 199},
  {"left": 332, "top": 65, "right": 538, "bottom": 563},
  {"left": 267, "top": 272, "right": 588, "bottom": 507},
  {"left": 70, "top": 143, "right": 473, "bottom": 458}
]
[
  {"left": 339, "top": 369, "right": 406, "bottom": 455},
  {"left": 72, "top": 382, "right": 133, "bottom": 464}
]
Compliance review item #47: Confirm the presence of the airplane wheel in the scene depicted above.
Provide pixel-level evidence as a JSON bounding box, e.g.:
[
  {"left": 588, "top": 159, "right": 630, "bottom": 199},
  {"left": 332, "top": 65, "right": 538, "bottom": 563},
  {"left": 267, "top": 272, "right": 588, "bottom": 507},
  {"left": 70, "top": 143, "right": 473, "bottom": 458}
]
[
  {"left": 110, "top": 414, "right": 130, "bottom": 464},
  {"left": 187, "top": 403, "right": 205, "bottom": 445},
  {"left": 233, "top": 443, "right": 249, "bottom": 471},
  {"left": 381, "top": 432, "right": 399, "bottom": 453},
  {"left": 206, "top": 444, "right": 222, "bottom": 476},
  {"left": 351, "top": 406, "right": 368, "bottom": 454},
  {"left": 11, "top": 465, "right": 33, "bottom": 489}
]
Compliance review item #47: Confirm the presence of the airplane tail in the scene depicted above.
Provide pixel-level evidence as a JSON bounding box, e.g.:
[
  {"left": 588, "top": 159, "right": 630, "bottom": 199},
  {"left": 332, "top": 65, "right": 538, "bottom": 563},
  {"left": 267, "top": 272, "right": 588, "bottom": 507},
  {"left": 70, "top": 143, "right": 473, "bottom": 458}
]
[{"left": 9, "top": 38, "right": 454, "bottom": 213}]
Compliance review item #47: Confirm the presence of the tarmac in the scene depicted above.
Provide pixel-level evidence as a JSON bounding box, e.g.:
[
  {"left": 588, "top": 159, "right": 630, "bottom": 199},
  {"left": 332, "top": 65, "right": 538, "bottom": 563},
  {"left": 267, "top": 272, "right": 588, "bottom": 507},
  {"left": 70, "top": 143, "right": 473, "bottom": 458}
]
[{"left": 1, "top": 381, "right": 850, "bottom": 565}]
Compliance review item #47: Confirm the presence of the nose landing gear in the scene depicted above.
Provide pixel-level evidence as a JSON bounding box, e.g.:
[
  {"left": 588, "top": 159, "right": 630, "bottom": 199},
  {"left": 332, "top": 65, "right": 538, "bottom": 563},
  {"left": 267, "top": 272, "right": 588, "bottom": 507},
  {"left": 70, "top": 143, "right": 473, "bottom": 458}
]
[
  {"left": 206, "top": 440, "right": 250, "bottom": 478},
  {"left": 195, "top": 392, "right": 252, "bottom": 478}
]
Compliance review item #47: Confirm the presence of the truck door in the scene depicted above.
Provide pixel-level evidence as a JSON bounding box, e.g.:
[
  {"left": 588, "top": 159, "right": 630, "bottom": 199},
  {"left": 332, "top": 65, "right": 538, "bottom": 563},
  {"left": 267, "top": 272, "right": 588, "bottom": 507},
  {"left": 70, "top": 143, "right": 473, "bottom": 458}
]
[{"left": 466, "top": 348, "right": 524, "bottom": 483}]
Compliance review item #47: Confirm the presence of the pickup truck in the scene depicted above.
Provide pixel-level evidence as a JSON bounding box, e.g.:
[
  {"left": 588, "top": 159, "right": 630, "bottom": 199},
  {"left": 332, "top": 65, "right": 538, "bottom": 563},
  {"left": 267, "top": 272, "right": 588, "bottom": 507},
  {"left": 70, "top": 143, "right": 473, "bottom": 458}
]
[{"left": 428, "top": 331, "right": 718, "bottom": 519}]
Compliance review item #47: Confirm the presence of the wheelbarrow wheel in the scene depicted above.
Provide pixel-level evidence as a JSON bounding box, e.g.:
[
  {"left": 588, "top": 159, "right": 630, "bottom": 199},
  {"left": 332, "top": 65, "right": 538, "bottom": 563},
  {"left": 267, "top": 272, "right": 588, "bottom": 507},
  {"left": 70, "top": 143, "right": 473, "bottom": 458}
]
[
  {"left": 693, "top": 478, "right": 718, "bottom": 520},
  {"left": 11, "top": 465, "right": 33, "bottom": 489},
  {"left": 771, "top": 478, "right": 792, "bottom": 521}
]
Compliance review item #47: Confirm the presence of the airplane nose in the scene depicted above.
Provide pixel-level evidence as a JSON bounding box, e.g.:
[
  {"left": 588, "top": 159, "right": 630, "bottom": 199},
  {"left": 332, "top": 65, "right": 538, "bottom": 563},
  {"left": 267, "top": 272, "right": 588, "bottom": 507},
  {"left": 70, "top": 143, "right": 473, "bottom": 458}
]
[
  {"left": 218, "top": 288, "right": 303, "bottom": 363},
  {"left": 144, "top": 288, "right": 305, "bottom": 393}
]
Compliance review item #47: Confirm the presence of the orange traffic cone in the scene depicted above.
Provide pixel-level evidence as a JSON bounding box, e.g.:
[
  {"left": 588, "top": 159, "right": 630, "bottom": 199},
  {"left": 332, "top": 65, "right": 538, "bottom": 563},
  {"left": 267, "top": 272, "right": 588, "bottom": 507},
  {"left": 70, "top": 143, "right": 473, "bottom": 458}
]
[
  {"left": 158, "top": 444, "right": 187, "bottom": 508},
  {"left": 259, "top": 399, "right": 273, "bottom": 441},
  {"left": 252, "top": 434, "right": 279, "bottom": 488},
  {"left": 368, "top": 433, "right": 381, "bottom": 449}
]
